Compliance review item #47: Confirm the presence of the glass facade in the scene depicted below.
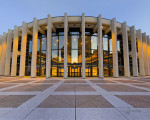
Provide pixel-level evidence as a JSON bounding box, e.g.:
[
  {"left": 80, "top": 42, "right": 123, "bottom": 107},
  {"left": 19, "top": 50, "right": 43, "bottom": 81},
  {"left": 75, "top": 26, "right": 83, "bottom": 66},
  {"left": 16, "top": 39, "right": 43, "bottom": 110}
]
[
  {"left": 51, "top": 32, "right": 64, "bottom": 77},
  {"left": 36, "top": 34, "right": 47, "bottom": 76},
  {"left": 85, "top": 32, "right": 98, "bottom": 77},
  {"left": 103, "top": 34, "right": 124, "bottom": 76},
  {"left": 16, "top": 36, "right": 22, "bottom": 75},
  {"left": 2, "top": 15, "right": 147, "bottom": 79},
  {"left": 103, "top": 35, "right": 113, "bottom": 76},
  {"left": 25, "top": 35, "right": 32, "bottom": 76},
  {"left": 10, "top": 26, "right": 125, "bottom": 78},
  {"left": 67, "top": 31, "right": 82, "bottom": 77}
]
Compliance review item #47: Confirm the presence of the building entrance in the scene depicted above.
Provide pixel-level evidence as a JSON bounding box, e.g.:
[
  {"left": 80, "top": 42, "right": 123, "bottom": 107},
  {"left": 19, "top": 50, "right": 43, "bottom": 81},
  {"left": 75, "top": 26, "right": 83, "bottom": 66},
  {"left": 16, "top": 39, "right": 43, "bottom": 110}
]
[{"left": 68, "top": 66, "right": 81, "bottom": 77}]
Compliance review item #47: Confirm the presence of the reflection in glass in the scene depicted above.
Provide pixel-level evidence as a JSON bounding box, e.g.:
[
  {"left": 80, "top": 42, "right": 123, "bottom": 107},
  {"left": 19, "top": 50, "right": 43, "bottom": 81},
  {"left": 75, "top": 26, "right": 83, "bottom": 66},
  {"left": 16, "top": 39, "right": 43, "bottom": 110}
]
[
  {"left": 92, "top": 67, "right": 98, "bottom": 77},
  {"left": 52, "top": 50, "right": 58, "bottom": 64},
  {"left": 52, "top": 36, "right": 58, "bottom": 49},
  {"left": 42, "top": 37, "right": 46, "bottom": 51},
  {"left": 71, "top": 50, "right": 78, "bottom": 64},
  {"left": 51, "top": 32, "right": 64, "bottom": 77},
  {"left": 103, "top": 37, "right": 108, "bottom": 50},
  {"left": 103, "top": 36, "right": 113, "bottom": 76},
  {"left": 25, "top": 35, "right": 32, "bottom": 76},
  {"left": 91, "top": 50, "right": 98, "bottom": 64},
  {"left": 36, "top": 35, "right": 46, "bottom": 76},
  {"left": 91, "top": 36, "right": 97, "bottom": 49},
  {"left": 67, "top": 31, "right": 82, "bottom": 77},
  {"left": 52, "top": 67, "right": 57, "bottom": 76},
  {"left": 103, "top": 34, "right": 124, "bottom": 76},
  {"left": 59, "top": 36, "right": 64, "bottom": 50},
  {"left": 58, "top": 50, "right": 64, "bottom": 63},
  {"left": 85, "top": 33, "right": 98, "bottom": 77},
  {"left": 72, "top": 35, "right": 78, "bottom": 49}
]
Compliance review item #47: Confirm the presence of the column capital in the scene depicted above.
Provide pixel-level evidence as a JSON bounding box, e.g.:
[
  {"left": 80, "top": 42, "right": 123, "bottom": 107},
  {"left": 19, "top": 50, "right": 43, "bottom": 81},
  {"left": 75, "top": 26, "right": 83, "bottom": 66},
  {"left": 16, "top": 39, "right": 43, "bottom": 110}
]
[
  {"left": 112, "top": 17, "right": 116, "bottom": 21},
  {"left": 98, "top": 14, "right": 102, "bottom": 18},
  {"left": 122, "top": 22, "right": 127, "bottom": 26},
  {"left": 33, "top": 17, "right": 37, "bottom": 21},
  {"left": 48, "top": 14, "right": 51, "bottom": 18},
  {"left": 3, "top": 32, "right": 7, "bottom": 36},
  {"left": 131, "top": 25, "right": 135, "bottom": 29},
  {"left": 64, "top": 13, "right": 67, "bottom": 16}
]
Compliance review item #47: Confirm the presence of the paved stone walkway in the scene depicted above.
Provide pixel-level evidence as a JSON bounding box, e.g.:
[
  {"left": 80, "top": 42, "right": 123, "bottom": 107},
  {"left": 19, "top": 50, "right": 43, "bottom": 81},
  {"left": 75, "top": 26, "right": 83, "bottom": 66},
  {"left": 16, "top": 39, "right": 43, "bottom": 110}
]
[{"left": 0, "top": 77, "right": 149, "bottom": 120}]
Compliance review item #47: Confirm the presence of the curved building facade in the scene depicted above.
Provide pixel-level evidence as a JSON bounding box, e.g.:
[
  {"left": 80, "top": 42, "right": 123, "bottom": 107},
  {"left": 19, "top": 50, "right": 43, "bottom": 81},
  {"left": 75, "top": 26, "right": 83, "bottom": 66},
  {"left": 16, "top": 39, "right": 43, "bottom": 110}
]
[{"left": 0, "top": 13, "right": 149, "bottom": 78}]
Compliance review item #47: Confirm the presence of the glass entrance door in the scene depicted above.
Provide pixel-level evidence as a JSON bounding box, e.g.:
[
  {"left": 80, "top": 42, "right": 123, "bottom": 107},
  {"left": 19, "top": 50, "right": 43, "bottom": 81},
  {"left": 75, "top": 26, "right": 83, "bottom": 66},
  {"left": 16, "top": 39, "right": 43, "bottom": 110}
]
[{"left": 68, "top": 66, "right": 81, "bottom": 77}]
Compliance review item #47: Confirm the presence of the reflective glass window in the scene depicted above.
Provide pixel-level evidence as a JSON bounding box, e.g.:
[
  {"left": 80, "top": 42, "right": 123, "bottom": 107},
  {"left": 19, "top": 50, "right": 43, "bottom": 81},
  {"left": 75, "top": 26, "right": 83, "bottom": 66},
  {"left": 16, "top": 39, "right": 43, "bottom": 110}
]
[
  {"left": 52, "top": 36, "right": 58, "bottom": 49},
  {"left": 91, "top": 36, "right": 97, "bottom": 50},
  {"left": 59, "top": 36, "right": 64, "bottom": 50}
]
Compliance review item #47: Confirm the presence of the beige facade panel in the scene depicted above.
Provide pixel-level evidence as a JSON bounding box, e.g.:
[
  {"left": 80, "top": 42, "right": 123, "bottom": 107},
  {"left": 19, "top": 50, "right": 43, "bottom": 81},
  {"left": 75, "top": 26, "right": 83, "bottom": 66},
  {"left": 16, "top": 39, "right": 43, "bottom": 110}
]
[
  {"left": 11, "top": 26, "right": 19, "bottom": 76},
  {"left": 5, "top": 30, "right": 13, "bottom": 76},
  {"left": 142, "top": 33, "right": 150, "bottom": 76},
  {"left": 19, "top": 22, "right": 28, "bottom": 77},
  {"left": 131, "top": 26, "right": 138, "bottom": 77},
  {"left": 137, "top": 30, "right": 145, "bottom": 76},
  {"left": 0, "top": 33, "right": 7, "bottom": 75},
  {"left": 31, "top": 18, "right": 38, "bottom": 78}
]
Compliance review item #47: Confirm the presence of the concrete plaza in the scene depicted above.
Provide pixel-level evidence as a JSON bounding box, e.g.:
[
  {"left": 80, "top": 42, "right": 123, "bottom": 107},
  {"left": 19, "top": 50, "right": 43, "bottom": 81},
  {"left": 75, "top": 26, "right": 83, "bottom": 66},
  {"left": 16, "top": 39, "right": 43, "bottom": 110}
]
[{"left": 0, "top": 77, "right": 149, "bottom": 120}]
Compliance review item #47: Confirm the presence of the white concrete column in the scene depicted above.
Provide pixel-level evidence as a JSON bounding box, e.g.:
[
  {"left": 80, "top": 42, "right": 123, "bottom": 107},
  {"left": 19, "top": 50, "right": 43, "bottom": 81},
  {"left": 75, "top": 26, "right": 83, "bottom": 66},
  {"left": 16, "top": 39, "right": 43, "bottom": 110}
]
[
  {"left": 122, "top": 22, "right": 130, "bottom": 77},
  {"left": 31, "top": 18, "right": 38, "bottom": 78},
  {"left": 142, "top": 33, "right": 150, "bottom": 75},
  {"left": 0, "top": 33, "right": 7, "bottom": 75},
  {"left": 146, "top": 35, "right": 150, "bottom": 76},
  {"left": 11, "top": 26, "right": 19, "bottom": 76},
  {"left": 0, "top": 36, "right": 3, "bottom": 63},
  {"left": 64, "top": 13, "right": 68, "bottom": 79},
  {"left": 97, "top": 15, "right": 103, "bottom": 78},
  {"left": 137, "top": 30, "right": 145, "bottom": 76},
  {"left": 82, "top": 13, "right": 86, "bottom": 79},
  {"left": 130, "top": 26, "right": 138, "bottom": 77},
  {"left": 19, "top": 22, "right": 27, "bottom": 77},
  {"left": 5, "top": 30, "right": 13, "bottom": 76},
  {"left": 46, "top": 15, "right": 52, "bottom": 78},
  {"left": 147, "top": 36, "right": 150, "bottom": 73},
  {"left": 111, "top": 18, "right": 119, "bottom": 77}
]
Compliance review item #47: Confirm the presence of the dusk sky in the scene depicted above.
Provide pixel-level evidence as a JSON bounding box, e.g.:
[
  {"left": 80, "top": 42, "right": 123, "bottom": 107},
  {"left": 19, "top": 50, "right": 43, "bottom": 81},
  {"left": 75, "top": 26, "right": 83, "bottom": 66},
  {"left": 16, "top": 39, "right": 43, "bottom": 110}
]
[{"left": 0, "top": 0, "right": 150, "bottom": 35}]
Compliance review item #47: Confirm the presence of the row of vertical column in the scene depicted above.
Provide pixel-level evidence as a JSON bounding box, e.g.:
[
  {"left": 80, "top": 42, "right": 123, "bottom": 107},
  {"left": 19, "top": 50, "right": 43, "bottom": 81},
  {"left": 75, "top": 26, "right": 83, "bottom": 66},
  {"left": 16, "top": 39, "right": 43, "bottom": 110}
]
[{"left": 0, "top": 15, "right": 150, "bottom": 78}]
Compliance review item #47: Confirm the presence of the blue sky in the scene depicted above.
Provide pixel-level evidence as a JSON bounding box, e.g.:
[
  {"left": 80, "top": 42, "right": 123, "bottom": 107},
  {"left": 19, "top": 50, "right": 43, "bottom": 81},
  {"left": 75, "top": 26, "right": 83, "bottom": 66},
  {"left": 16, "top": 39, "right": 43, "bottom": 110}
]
[{"left": 0, "top": 0, "right": 150, "bottom": 35}]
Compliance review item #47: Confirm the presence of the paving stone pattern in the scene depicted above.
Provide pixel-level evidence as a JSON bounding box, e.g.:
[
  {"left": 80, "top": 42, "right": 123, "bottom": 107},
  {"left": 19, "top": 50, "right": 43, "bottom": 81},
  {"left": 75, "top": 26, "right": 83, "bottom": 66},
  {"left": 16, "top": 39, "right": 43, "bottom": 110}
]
[{"left": 0, "top": 77, "right": 149, "bottom": 120}]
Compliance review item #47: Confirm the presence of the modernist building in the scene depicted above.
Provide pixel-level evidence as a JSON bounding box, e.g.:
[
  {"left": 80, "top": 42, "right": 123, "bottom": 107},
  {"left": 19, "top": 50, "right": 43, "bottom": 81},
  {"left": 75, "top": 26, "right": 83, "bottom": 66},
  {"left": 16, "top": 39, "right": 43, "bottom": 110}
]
[{"left": 0, "top": 13, "right": 149, "bottom": 78}]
